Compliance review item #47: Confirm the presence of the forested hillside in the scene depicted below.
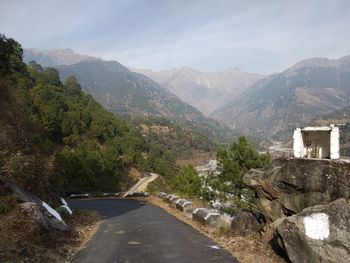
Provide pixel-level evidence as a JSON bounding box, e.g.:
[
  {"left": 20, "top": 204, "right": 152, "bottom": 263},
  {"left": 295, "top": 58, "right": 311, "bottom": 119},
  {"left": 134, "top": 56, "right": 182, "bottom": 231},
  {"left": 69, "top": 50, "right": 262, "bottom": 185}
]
[
  {"left": 23, "top": 49, "right": 236, "bottom": 153},
  {"left": 0, "top": 35, "right": 177, "bottom": 199},
  {"left": 55, "top": 60, "right": 237, "bottom": 144},
  {"left": 131, "top": 116, "right": 217, "bottom": 157}
]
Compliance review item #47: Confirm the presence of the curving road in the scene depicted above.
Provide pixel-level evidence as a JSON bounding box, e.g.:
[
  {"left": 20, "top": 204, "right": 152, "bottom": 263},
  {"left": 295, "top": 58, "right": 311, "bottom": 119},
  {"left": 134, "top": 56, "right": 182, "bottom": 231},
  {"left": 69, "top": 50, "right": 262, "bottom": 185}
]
[
  {"left": 123, "top": 173, "right": 159, "bottom": 197},
  {"left": 69, "top": 199, "right": 238, "bottom": 263}
]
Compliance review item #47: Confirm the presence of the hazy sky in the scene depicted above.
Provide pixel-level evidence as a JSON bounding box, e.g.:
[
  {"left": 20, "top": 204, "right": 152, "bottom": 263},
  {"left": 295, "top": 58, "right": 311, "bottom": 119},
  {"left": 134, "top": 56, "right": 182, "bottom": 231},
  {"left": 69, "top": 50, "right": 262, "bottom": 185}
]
[{"left": 1, "top": 0, "right": 350, "bottom": 73}]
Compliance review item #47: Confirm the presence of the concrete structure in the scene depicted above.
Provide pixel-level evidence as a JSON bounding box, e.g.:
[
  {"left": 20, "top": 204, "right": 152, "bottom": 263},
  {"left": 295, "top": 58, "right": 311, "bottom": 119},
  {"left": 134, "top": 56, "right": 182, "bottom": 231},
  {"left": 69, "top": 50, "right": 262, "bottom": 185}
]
[
  {"left": 175, "top": 199, "right": 194, "bottom": 214},
  {"left": 159, "top": 192, "right": 168, "bottom": 200},
  {"left": 166, "top": 194, "right": 176, "bottom": 203},
  {"left": 170, "top": 196, "right": 180, "bottom": 208},
  {"left": 293, "top": 125, "right": 339, "bottom": 160},
  {"left": 192, "top": 208, "right": 221, "bottom": 228}
]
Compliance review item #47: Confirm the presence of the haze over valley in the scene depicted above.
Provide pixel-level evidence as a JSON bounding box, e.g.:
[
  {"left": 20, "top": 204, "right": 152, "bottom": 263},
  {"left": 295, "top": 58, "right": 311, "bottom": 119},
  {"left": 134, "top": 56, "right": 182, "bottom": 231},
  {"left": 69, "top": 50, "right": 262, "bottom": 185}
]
[
  {"left": 23, "top": 48, "right": 350, "bottom": 141},
  {"left": 2, "top": 1, "right": 350, "bottom": 262}
]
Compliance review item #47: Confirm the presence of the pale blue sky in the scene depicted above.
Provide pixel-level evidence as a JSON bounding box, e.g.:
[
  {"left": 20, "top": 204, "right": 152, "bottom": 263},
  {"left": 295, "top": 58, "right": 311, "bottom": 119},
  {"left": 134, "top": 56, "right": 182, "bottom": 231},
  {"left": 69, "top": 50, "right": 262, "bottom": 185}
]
[{"left": 1, "top": 0, "right": 350, "bottom": 73}]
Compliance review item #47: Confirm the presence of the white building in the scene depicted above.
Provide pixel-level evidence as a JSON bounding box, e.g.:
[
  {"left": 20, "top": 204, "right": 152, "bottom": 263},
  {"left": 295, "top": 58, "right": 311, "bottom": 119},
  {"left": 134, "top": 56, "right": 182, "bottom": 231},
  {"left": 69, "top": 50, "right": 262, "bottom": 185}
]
[{"left": 293, "top": 125, "right": 340, "bottom": 160}]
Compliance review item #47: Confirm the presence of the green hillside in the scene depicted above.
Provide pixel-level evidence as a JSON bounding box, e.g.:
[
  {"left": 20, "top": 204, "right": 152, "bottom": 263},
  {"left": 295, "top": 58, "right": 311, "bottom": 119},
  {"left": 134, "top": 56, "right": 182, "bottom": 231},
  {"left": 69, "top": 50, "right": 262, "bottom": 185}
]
[
  {"left": 0, "top": 35, "right": 177, "bottom": 199},
  {"left": 55, "top": 60, "right": 236, "bottom": 155}
]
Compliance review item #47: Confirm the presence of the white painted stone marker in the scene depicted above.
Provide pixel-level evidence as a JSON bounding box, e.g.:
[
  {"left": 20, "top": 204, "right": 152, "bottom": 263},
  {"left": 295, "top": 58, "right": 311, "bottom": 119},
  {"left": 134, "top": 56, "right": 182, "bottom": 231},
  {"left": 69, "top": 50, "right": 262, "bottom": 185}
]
[
  {"left": 303, "top": 213, "right": 329, "bottom": 240},
  {"left": 42, "top": 201, "right": 63, "bottom": 222}
]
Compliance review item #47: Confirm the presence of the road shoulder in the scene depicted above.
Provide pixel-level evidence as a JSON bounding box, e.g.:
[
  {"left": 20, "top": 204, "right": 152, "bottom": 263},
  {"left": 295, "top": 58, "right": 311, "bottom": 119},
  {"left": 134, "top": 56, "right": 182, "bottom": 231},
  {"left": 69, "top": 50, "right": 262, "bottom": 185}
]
[{"left": 145, "top": 196, "right": 286, "bottom": 263}]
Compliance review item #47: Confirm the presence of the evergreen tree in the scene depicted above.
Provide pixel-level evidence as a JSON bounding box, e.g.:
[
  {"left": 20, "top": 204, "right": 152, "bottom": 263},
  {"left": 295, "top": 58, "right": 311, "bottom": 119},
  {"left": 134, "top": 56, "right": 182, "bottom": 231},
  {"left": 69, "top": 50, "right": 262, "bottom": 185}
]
[
  {"left": 205, "top": 136, "right": 270, "bottom": 213},
  {"left": 171, "top": 165, "right": 202, "bottom": 197}
]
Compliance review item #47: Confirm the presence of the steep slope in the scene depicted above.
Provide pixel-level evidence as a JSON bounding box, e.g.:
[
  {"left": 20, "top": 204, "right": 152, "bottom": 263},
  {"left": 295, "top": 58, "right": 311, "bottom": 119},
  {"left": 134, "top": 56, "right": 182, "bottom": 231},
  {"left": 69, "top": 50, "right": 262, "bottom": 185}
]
[
  {"left": 212, "top": 55, "right": 350, "bottom": 139},
  {"left": 0, "top": 35, "right": 179, "bottom": 197},
  {"left": 55, "top": 60, "right": 207, "bottom": 123},
  {"left": 131, "top": 67, "right": 263, "bottom": 115},
  {"left": 23, "top": 48, "right": 98, "bottom": 67},
  {"left": 23, "top": 48, "right": 236, "bottom": 147},
  {"left": 131, "top": 116, "right": 220, "bottom": 157}
]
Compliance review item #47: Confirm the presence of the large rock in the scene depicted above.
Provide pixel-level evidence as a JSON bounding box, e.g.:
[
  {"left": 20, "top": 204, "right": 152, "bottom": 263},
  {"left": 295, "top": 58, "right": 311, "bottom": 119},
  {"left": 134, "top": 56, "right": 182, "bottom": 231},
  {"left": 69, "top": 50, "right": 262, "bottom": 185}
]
[
  {"left": 1, "top": 180, "right": 43, "bottom": 204},
  {"left": 231, "top": 210, "right": 260, "bottom": 236},
  {"left": 276, "top": 198, "right": 350, "bottom": 263},
  {"left": 244, "top": 158, "right": 350, "bottom": 222},
  {"left": 1, "top": 180, "right": 69, "bottom": 231},
  {"left": 19, "top": 202, "right": 49, "bottom": 229},
  {"left": 19, "top": 201, "right": 69, "bottom": 231}
]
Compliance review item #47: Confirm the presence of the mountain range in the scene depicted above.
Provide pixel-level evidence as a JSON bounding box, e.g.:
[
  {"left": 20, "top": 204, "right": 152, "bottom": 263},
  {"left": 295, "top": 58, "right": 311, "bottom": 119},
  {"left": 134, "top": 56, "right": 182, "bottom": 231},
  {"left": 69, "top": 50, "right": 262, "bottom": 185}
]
[
  {"left": 211, "top": 56, "right": 350, "bottom": 139},
  {"left": 24, "top": 49, "right": 209, "bottom": 123},
  {"left": 130, "top": 67, "right": 263, "bottom": 115},
  {"left": 23, "top": 48, "right": 350, "bottom": 141},
  {"left": 23, "top": 48, "right": 236, "bottom": 154},
  {"left": 24, "top": 48, "right": 99, "bottom": 67}
]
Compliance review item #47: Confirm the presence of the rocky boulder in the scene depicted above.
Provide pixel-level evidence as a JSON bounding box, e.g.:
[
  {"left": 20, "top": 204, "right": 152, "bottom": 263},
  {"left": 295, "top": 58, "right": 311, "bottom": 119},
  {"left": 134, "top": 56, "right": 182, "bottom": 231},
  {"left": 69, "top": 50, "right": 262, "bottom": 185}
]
[
  {"left": 19, "top": 202, "right": 49, "bottom": 229},
  {"left": 19, "top": 201, "right": 69, "bottom": 231},
  {"left": 276, "top": 198, "right": 350, "bottom": 263},
  {"left": 2, "top": 180, "right": 69, "bottom": 231},
  {"left": 231, "top": 210, "right": 261, "bottom": 236},
  {"left": 244, "top": 158, "right": 350, "bottom": 222}
]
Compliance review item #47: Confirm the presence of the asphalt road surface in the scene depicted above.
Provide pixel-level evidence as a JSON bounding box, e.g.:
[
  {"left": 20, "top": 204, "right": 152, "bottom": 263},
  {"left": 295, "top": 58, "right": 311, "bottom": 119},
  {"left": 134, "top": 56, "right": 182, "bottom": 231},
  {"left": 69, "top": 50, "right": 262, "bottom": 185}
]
[{"left": 69, "top": 199, "right": 238, "bottom": 263}]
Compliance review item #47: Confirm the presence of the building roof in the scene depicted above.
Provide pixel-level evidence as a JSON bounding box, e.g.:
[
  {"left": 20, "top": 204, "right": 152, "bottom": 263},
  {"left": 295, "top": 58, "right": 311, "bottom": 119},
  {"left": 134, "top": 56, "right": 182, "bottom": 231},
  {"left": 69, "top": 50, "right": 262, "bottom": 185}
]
[{"left": 301, "top": 126, "right": 332, "bottom": 132}]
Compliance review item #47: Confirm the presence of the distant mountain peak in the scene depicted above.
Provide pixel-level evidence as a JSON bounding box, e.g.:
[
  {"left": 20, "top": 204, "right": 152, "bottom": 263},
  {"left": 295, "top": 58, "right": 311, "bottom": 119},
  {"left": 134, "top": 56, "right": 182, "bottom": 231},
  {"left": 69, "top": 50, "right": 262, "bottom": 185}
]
[
  {"left": 23, "top": 48, "right": 99, "bottom": 67},
  {"left": 130, "top": 66, "right": 264, "bottom": 115},
  {"left": 288, "top": 55, "right": 350, "bottom": 72},
  {"left": 212, "top": 54, "right": 350, "bottom": 139},
  {"left": 27, "top": 47, "right": 75, "bottom": 53}
]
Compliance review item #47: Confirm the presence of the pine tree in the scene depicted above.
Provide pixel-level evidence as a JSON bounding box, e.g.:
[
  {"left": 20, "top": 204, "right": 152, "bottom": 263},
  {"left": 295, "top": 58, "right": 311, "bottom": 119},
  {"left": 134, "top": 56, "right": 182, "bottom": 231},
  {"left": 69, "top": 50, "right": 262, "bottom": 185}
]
[{"left": 214, "top": 136, "right": 270, "bottom": 210}]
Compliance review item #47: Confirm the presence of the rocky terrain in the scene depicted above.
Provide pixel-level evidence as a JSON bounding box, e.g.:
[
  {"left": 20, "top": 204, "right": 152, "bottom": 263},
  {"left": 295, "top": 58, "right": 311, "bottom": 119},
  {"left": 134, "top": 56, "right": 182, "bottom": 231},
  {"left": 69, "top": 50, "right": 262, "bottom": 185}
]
[
  {"left": 244, "top": 158, "right": 350, "bottom": 262},
  {"left": 276, "top": 199, "right": 350, "bottom": 263},
  {"left": 0, "top": 181, "right": 100, "bottom": 262}
]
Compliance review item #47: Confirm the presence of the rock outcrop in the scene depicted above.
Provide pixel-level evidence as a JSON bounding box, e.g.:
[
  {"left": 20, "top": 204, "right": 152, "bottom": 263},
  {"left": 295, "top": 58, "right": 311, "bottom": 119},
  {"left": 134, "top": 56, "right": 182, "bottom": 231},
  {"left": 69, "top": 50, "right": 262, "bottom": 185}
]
[
  {"left": 2, "top": 181, "right": 69, "bottom": 231},
  {"left": 19, "top": 201, "right": 69, "bottom": 231},
  {"left": 276, "top": 199, "right": 350, "bottom": 263},
  {"left": 244, "top": 158, "right": 350, "bottom": 222},
  {"left": 231, "top": 210, "right": 261, "bottom": 236}
]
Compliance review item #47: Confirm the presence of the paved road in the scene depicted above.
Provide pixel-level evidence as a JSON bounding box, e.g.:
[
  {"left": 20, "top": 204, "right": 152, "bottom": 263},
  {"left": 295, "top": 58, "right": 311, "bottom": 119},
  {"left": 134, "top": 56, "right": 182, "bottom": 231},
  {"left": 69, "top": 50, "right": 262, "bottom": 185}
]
[
  {"left": 123, "top": 173, "right": 159, "bottom": 197},
  {"left": 69, "top": 199, "right": 238, "bottom": 263}
]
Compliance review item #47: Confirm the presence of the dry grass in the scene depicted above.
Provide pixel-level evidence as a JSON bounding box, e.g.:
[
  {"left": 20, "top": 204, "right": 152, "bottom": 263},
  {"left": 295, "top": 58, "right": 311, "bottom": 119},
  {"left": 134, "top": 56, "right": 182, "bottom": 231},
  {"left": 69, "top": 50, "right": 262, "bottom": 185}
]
[
  {"left": 147, "top": 196, "right": 287, "bottom": 263},
  {"left": 0, "top": 205, "right": 100, "bottom": 262},
  {"left": 176, "top": 151, "right": 216, "bottom": 166}
]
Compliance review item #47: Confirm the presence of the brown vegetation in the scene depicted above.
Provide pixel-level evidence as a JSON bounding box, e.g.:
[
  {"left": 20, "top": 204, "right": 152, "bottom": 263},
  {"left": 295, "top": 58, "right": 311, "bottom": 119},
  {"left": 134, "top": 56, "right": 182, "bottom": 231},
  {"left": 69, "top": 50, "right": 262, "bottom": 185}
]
[{"left": 0, "top": 206, "right": 100, "bottom": 262}]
